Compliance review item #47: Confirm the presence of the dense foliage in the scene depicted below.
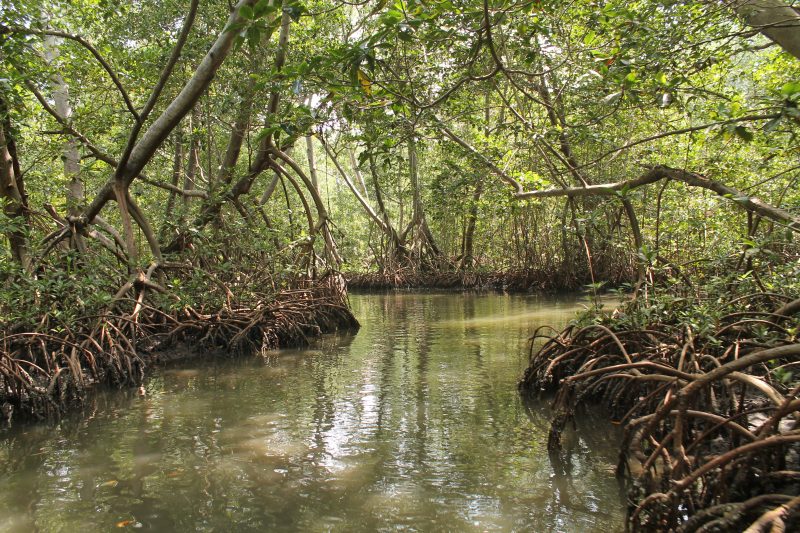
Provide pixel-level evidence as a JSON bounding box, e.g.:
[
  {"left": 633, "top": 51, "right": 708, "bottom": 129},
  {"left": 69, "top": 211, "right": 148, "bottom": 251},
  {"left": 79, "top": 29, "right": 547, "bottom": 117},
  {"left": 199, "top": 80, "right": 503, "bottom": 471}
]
[
  {"left": 1, "top": 0, "right": 797, "bottom": 301},
  {"left": 1, "top": 0, "right": 799, "bottom": 529}
]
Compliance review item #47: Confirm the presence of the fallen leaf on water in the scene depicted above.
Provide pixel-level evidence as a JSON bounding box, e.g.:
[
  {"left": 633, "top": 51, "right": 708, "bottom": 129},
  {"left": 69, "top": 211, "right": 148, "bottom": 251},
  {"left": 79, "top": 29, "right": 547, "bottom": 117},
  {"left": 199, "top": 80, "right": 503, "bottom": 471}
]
[
  {"left": 116, "top": 520, "right": 135, "bottom": 528},
  {"left": 99, "top": 480, "right": 119, "bottom": 488},
  {"left": 166, "top": 470, "right": 182, "bottom": 478}
]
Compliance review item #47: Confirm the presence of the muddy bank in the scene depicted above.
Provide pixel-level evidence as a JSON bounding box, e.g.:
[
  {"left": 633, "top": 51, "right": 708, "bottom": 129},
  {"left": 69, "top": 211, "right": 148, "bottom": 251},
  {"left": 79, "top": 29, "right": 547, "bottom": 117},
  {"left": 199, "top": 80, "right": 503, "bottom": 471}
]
[{"left": 0, "top": 276, "right": 359, "bottom": 425}]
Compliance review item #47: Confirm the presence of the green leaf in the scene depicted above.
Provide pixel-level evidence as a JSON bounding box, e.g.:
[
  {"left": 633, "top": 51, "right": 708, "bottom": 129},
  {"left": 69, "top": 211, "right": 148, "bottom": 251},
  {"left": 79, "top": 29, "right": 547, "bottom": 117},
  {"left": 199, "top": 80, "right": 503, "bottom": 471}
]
[
  {"left": 381, "top": 9, "right": 404, "bottom": 26},
  {"left": 781, "top": 81, "right": 800, "bottom": 97},
  {"left": 240, "top": 5, "right": 254, "bottom": 20},
  {"left": 224, "top": 21, "right": 248, "bottom": 34},
  {"left": 246, "top": 26, "right": 261, "bottom": 48},
  {"left": 254, "top": 0, "right": 275, "bottom": 18},
  {"left": 254, "top": 125, "right": 280, "bottom": 143}
]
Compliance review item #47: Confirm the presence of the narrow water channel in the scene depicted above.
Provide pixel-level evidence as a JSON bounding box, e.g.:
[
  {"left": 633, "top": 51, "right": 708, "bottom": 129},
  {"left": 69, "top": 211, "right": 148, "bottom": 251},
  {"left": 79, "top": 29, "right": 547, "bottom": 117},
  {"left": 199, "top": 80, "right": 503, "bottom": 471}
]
[{"left": 0, "top": 293, "right": 624, "bottom": 532}]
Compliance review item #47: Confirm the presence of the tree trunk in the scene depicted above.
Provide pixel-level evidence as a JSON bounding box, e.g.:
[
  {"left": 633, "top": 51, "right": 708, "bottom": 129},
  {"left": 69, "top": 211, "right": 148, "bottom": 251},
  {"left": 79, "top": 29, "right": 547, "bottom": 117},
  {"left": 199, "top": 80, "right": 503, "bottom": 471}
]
[
  {"left": 321, "top": 138, "right": 386, "bottom": 232},
  {"left": 164, "top": 131, "right": 183, "bottom": 226},
  {"left": 367, "top": 150, "right": 405, "bottom": 269},
  {"left": 732, "top": 0, "right": 800, "bottom": 60},
  {"left": 460, "top": 92, "right": 493, "bottom": 270},
  {"left": 163, "top": 3, "right": 290, "bottom": 253},
  {"left": 348, "top": 148, "right": 369, "bottom": 199},
  {"left": 183, "top": 106, "right": 201, "bottom": 211},
  {"left": 0, "top": 108, "right": 31, "bottom": 271},
  {"left": 43, "top": 27, "right": 85, "bottom": 251},
  {"left": 402, "top": 130, "right": 440, "bottom": 267},
  {"left": 76, "top": 0, "right": 258, "bottom": 228},
  {"left": 218, "top": 79, "right": 255, "bottom": 187},
  {"left": 460, "top": 180, "right": 483, "bottom": 270},
  {"left": 305, "top": 134, "right": 319, "bottom": 191}
]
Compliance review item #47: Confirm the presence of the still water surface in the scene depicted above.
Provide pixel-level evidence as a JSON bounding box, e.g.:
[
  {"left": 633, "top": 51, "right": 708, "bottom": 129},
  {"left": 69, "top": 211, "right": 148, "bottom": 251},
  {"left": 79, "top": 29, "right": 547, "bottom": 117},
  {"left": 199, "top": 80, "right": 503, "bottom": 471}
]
[{"left": 0, "top": 293, "right": 624, "bottom": 532}]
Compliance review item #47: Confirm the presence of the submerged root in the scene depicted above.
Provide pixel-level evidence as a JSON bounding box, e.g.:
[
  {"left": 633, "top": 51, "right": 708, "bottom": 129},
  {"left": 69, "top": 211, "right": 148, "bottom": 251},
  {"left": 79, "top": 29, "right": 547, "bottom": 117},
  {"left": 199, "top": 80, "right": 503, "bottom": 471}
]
[
  {"left": 0, "top": 274, "right": 358, "bottom": 424},
  {"left": 519, "top": 291, "right": 800, "bottom": 532},
  {"left": 0, "top": 315, "right": 145, "bottom": 422},
  {"left": 151, "top": 273, "right": 359, "bottom": 356}
]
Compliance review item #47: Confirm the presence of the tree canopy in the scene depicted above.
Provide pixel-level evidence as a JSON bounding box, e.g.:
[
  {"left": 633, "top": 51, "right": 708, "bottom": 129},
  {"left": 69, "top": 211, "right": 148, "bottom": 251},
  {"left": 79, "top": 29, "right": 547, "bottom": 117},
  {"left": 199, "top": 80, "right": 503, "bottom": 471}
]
[{"left": 1, "top": 0, "right": 798, "bottom": 288}]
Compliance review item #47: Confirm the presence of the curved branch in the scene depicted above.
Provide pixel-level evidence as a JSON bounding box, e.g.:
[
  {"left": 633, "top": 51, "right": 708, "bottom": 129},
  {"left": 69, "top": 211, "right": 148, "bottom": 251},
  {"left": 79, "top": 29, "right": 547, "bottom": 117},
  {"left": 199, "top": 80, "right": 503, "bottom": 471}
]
[
  {"left": 117, "top": 0, "right": 200, "bottom": 172},
  {"left": 515, "top": 166, "right": 800, "bottom": 231},
  {"left": 139, "top": 0, "right": 200, "bottom": 124},
  {"left": 435, "top": 118, "right": 524, "bottom": 193},
  {"left": 139, "top": 176, "right": 208, "bottom": 198},
  {"left": 2, "top": 25, "right": 139, "bottom": 120},
  {"left": 581, "top": 113, "right": 782, "bottom": 169},
  {"left": 319, "top": 136, "right": 388, "bottom": 233},
  {"left": 77, "top": 0, "right": 257, "bottom": 226},
  {"left": 21, "top": 79, "right": 116, "bottom": 166}
]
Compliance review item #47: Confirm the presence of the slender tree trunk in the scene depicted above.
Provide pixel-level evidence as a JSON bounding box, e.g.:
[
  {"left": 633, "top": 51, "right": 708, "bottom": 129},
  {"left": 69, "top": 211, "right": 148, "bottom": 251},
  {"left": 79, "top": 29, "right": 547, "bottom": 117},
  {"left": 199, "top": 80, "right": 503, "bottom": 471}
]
[
  {"left": 460, "top": 92, "right": 493, "bottom": 270},
  {"left": 305, "top": 134, "right": 319, "bottom": 191},
  {"left": 164, "top": 131, "right": 183, "bottom": 226},
  {"left": 0, "top": 105, "right": 31, "bottom": 271},
  {"left": 183, "top": 106, "right": 201, "bottom": 210},
  {"left": 164, "top": 3, "right": 288, "bottom": 253},
  {"left": 43, "top": 28, "right": 85, "bottom": 251},
  {"left": 461, "top": 181, "right": 483, "bottom": 269},
  {"left": 218, "top": 79, "right": 255, "bottom": 187},
  {"left": 403, "top": 129, "right": 440, "bottom": 267},
  {"left": 270, "top": 147, "right": 342, "bottom": 266},
  {"left": 258, "top": 174, "right": 280, "bottom": 207},
  {"left": 303, "top": 96, "right": 319, "bottom": 193},
  {"left": 76, "top": 0, "right": 257, "bottom": 228},
  {"left": 348, "top": 148, "right": 369, "bottom": 199},
  {"left": 321, "top": 138, "right": 386, "bottom": 232},
  {"left": 367, "top": 150, "right": 405, "bottom": 269}
]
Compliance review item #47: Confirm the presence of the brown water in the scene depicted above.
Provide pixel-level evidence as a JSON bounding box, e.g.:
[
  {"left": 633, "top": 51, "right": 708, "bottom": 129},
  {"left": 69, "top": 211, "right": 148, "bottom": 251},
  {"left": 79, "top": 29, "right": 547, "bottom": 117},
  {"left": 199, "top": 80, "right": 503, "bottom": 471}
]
[{"left": 0, "top": 292, "right": 624, "bottom": 532}]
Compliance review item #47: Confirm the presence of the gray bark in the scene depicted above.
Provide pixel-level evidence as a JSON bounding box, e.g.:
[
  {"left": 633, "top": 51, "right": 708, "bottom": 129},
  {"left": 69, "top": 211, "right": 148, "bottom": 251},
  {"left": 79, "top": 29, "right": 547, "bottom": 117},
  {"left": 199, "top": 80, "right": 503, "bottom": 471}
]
[
  {"left": 732, "top": 0, "right": 800, "bottom": 60},
  {"left": 0, "top": 110, "right": 30, "bottom": 271},
  {"left": 321, "top": 139, "right": 387, "bottom": 233},
  {"left": 516, "top": 165, "right": 800, "bottom": 231},
  {"left": 79, "top": 0, "right": 258, "bottom": 225}
]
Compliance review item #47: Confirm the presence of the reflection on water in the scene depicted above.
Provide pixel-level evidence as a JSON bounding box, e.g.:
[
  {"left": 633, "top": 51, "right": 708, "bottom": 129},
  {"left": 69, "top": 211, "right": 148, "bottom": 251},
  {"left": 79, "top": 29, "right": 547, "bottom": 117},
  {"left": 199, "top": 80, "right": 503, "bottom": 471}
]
[{"left": 0, "top": 293, "right": 624, "bottom": 532}]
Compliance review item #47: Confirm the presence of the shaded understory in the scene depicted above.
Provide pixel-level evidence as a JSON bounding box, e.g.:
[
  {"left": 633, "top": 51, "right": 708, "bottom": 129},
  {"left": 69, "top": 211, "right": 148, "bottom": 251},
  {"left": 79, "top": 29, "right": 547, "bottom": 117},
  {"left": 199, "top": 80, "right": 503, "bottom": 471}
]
[{"left": 345, "top": 268, "right": 597, "bottom": 292}]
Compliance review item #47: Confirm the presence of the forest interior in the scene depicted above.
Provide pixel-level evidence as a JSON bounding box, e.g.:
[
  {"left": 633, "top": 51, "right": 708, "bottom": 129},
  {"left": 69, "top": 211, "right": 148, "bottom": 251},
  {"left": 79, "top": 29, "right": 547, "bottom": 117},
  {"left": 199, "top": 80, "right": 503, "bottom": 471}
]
[{"left": 1, "top": 0, "right": 800, "bottom": 530}]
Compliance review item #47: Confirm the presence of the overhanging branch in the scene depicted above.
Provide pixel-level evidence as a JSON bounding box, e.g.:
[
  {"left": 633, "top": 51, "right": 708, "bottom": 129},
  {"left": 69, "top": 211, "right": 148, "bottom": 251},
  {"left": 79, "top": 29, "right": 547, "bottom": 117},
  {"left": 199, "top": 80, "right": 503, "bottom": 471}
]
[
  {"left": 516, "top": 165, "right": 800, "bottom": 231},
  {"left": 2, "top": 24, "right": 139, "bottom": 120}
]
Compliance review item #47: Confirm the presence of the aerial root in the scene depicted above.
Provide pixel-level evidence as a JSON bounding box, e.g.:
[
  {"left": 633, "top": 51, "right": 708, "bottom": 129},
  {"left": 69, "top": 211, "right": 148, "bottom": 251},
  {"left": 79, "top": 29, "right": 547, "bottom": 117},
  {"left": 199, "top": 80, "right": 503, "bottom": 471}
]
[
  {"left": 0, "top": 274, "right": 358, "bottom": 424},
  {"left": 346, "top": 268, "right": 579, "bottom": 291},
  {"left": 520, "top": 291, "right": 800, "bottom": 531}
]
